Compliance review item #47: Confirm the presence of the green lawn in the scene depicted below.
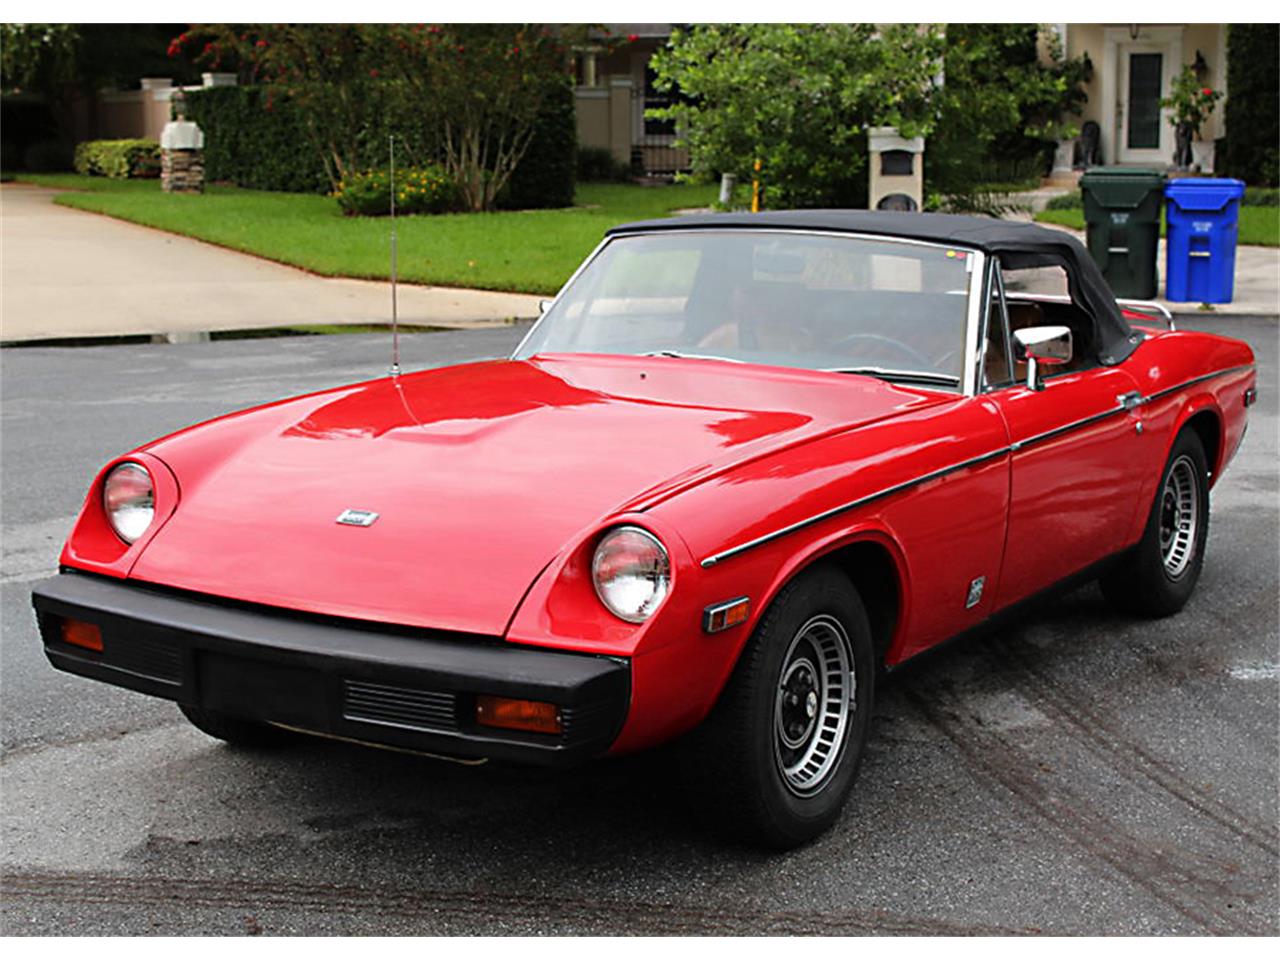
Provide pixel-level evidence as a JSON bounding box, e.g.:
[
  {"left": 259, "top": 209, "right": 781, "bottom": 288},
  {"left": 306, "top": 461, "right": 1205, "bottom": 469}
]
[
  {"left": 1035, "top": 205, "right": 1279, "bottom": 247},
  {"left": 14, "top": 174, "right": 719, "bottom": 295}
]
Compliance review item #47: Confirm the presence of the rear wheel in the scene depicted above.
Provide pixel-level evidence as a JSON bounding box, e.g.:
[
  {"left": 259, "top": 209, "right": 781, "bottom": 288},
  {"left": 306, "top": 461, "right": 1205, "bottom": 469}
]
[
  {"left": 178, "top": 703, "right": 295, "bottom": 749},
  {"left": 686, "top": 565, "right": 875, "bottom": 849},
  {"left": 1101, "top": 429, "right": 1210, "bottom": 617}
]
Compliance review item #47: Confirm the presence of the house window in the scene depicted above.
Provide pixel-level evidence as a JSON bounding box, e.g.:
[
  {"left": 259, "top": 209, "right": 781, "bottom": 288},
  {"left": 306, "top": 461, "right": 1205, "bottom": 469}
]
[
  {"left": 1127, "top": 52, "right": 1163, "bottom": 150},
  {"left": 643, "top": 65, "right": 675, "bottom": 137}
]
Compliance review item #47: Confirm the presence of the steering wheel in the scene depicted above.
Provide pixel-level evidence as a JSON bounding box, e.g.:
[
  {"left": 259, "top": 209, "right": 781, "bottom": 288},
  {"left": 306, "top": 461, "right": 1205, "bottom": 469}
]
[{"left": 828, "top": 333, "right": 935, "bottom": 370}]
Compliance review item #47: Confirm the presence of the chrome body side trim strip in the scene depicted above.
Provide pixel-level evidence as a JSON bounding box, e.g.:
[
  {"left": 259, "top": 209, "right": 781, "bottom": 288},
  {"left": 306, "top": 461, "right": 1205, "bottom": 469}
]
[
  {"left": 697, "top": 364, "right": 1253, "bottom": 568},
  {"left": 1008, "top": 403, "right": 1126, "bottom": 452},
  {"left": 700, "top": 446, "right": 1011, "bottom": 568},
  {"left": 1143, "top": 364, "right": 1254, "bottom": 404}
]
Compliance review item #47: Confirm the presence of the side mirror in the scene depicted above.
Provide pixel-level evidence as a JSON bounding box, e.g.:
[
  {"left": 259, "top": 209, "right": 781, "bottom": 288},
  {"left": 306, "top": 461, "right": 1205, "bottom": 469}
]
[
  {"left": 1013, "top": 326, "right": 1072, "bottom": 391},
  {"left": 538, "top": 299, "right": 553, "bottom": 315}
]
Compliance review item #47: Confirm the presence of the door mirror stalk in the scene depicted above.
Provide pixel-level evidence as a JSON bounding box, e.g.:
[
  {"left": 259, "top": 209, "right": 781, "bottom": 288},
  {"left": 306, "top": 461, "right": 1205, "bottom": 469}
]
[{"left": 1014, "top": 326, "right": 1073, "bottom": 391}]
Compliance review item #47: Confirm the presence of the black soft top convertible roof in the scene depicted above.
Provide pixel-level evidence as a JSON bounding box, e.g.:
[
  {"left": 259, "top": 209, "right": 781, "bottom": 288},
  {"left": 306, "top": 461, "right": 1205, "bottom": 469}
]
[{"left": 607, "top": 210, "right": 1140, "bottom": 365}]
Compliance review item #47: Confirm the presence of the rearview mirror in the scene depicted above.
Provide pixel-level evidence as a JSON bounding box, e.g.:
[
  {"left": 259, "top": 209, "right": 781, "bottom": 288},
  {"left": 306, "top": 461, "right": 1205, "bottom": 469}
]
[
  {"left": 1013, "top": 326, "right": 1072, "bottom": 391},
  {"left": 538, "top": 299, "right": 553, "bottom": 315}
]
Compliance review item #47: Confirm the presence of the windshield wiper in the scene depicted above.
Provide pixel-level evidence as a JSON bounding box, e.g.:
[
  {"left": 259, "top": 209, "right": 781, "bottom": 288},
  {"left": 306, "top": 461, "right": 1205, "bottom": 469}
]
[
  {"left": 824, "top": 366, "right": 960, "bottom": 387},
  {"left": 641, "top": 350, "right": 746, "bottom": 363}
]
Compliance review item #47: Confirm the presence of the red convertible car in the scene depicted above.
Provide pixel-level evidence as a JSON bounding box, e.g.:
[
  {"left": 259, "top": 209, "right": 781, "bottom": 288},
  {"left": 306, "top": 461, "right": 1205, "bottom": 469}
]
[{"left": 33, "top": 212, "right": 1256, "bottom": 847}]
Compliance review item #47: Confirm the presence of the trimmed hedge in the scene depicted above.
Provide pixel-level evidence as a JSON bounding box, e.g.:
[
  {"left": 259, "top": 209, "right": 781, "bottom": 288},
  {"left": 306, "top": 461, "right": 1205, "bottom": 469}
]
[
  {"left": 577, "top": 146, "right": 630, "bottom": 183},
  {"left": 184, "top": 82, "right": 576, "bottom": 208},
  {"left": 73, "top": 139, "right": 160, "bottom": 179},
  {"left": 1222, "top": 24, "right": 1279, "bottom": 186},
  {"left": 183, "top": 87, "right": 328, "bottom": 193}
]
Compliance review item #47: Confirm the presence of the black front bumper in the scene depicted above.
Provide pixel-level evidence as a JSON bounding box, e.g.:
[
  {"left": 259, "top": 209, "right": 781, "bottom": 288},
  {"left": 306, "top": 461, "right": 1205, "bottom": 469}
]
[{"left": 31, "top": 572, "right": 630, "bottom": 767}]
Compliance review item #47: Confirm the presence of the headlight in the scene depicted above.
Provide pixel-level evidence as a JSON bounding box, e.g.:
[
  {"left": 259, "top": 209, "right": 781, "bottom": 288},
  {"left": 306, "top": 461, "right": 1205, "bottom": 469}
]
[
  {"left": 591, "top": 526, "right": 670, "bottom": 623},
  {"left": 103, "top": 462, "right": 155, "bottom": 544}
]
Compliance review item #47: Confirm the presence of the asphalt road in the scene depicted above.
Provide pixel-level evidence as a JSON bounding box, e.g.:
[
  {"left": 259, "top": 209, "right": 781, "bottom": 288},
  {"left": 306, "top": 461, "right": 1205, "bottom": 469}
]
[{"left": 2, "top": 320, "right": 1276, "bottom": 935}]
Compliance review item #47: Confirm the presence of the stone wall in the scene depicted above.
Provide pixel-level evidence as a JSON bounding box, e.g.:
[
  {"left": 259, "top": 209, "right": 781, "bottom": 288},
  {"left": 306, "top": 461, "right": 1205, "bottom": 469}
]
[{"left": 161, "top": 149, "right": 204, "bottom": 193}]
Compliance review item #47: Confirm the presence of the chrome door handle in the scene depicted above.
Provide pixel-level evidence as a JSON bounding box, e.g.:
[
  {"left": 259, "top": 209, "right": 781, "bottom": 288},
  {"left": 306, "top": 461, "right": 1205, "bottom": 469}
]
[{"left": 1117, "top": 391, "right": 1144, "bottom": 411}]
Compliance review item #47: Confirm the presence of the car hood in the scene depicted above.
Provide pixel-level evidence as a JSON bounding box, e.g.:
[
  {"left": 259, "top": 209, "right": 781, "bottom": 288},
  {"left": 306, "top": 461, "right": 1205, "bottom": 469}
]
[{"left": 131, "top": 354, "right": 946, "bottom": 634}]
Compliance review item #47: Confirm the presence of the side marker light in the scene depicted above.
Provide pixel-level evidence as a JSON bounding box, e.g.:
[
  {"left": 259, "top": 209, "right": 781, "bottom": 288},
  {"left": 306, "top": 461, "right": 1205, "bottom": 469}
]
[
  {"left": 61, "top": 619, "right": 103, "bottom": 652},
  {"left": 703, "top": 597, "right": 751, "bottom": 633}
]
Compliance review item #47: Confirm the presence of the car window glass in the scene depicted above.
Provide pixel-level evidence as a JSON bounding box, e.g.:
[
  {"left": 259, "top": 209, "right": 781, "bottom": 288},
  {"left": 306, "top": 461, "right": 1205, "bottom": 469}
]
[
  {"left": 999, "top": 260, "right": 1099, "bottom": 374},
  {"left": 983, "top": 273, "right": 1013, "bottom": 389},
  {"left": 518, "top": 233, "right": 975, "bottom": 387},
  {"left": 1001, "top": 263, "right": 1071, "bottom": 298}
]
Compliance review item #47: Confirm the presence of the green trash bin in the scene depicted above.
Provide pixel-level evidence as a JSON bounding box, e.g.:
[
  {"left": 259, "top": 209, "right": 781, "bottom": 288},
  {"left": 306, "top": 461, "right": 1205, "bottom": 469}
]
[{"left": 1080, "top": 167, "right": 1166, "bottom": 299}]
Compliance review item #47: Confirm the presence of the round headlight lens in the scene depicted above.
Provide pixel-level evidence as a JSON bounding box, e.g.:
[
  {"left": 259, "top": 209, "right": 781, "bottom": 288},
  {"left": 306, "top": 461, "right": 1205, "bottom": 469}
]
[
  {"left": 592, "top": 526, "right": 670, "bottom": 623},
  {"left": 103, "top": 462, "right": 155, "bottom": 544}
]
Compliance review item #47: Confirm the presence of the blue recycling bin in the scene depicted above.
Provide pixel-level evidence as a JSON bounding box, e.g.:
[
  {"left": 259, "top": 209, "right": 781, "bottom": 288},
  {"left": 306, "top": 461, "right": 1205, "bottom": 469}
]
[{"left": 1164, "top": 178, "right": 1246, "bottom": 303}]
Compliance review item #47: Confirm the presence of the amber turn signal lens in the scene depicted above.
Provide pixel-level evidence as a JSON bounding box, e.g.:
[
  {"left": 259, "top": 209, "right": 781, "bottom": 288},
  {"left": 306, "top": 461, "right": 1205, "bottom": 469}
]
[
  {"left": 703, "top": 597, "right": 750, "bottom": 633},
  {"left": 61, "top": 618, "right": 103, "bottom": 652},
  {"left": 475, "top": 695, "right": 562, "bottom": 735}
]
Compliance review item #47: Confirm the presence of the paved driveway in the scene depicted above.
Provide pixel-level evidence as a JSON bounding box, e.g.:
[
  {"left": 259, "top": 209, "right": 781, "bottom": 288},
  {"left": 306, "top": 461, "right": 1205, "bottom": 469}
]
[
  {"left": 1, "top": 321, "right": 1275, "bottom": 934},
  {"left": 0, "top": 185, "right": 541, "bottom": 343}
]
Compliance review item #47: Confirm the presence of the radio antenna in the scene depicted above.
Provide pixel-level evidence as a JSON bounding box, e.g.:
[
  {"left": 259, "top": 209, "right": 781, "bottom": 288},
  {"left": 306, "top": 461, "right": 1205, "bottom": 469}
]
[{"left": 388, "top": 134, "right": 401, "bottom": 378}]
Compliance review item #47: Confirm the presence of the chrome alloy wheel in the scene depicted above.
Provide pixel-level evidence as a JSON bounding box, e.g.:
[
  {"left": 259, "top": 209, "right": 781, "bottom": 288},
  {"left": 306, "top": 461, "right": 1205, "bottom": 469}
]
[
  {"left": 772, "top": 614, "right": 855, "bottom": 797},
  {"left": 1159, "top": 454, "right": 1200, "bottom": 580}
]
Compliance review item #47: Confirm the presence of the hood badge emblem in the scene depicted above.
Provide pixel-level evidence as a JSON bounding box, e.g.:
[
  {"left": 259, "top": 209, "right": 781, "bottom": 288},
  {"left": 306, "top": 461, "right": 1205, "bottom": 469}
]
[{"left": 336, "top": 509, "right": 380, "bottom": 527}]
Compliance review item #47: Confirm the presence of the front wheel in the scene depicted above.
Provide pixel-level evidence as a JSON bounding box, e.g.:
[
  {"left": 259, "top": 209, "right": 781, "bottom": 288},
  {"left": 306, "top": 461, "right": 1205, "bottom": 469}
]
[
  {"left": 1101, "top": 428, "right": 1210, "bottom": 617},
  {"left": 686, "top": 565, "right": 875, "bottom": 849}
]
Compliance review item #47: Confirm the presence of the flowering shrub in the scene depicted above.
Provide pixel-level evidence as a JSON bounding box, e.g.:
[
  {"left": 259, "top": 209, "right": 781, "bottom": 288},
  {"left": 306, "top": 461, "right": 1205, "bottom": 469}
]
[
  {"left": 1161, "top": 65, "right": 1223, "bottom": 135},
  {"left": 73, "top": 139, "right": 161, "bottom": 179},
  {"left": 168, "top": 25, "right": 578, "bottom": 208},
  {"left": 334, "top": 165, "right": 460, "bottom": 216}
]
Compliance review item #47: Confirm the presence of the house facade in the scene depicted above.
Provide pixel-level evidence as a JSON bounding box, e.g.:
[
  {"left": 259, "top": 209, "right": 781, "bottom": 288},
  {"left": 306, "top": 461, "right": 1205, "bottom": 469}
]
[
  {"left": 572, "top": 23, "right": 688, "bottom": 177},
  {"left": 1055, "top": 23, "right": 1228, "bottom": 169},
  {"left": 573, "top": 24, "right": 1232, "bottom": 181}
]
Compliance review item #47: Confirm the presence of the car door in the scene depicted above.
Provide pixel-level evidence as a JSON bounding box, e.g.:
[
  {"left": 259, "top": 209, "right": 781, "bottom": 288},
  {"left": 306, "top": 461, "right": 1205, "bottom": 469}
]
[{"left": 983, "top": 262, "right": 1148, "bottom": 611}]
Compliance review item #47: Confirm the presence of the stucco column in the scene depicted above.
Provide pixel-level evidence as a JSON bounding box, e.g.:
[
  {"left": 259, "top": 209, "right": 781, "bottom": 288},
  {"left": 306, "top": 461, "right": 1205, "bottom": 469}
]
[{"left": 608, "top": 78, "right": 633, "bottom": 167}]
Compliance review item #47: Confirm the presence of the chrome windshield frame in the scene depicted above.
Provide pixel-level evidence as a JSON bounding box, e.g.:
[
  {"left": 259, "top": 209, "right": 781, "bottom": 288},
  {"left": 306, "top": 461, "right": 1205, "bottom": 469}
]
[{"left": 512, "top": 228, "right": 988, "bottom": 396}]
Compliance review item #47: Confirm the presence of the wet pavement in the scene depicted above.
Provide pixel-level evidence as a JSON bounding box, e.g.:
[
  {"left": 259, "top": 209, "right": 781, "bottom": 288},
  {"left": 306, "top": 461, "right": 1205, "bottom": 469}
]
[{"left": 2, "top": 319, "right": 1275, "bottom": 934}]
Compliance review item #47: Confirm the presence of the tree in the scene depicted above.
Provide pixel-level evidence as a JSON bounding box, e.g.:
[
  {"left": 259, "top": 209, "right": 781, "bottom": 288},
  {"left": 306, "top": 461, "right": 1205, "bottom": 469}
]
[
  {"left": 648, "top": 24, "right": 944, "bottom": 209},
  {"left": 926, "top": 25, "right": 1091, "bottom": 197},
  {"left": 3, "top": 23, "right": 193, "bottom": 98},
  {"left": 386, "top": 24, "right": 573, "bottom": 211},
  {"left": 173, "top": 23, "right": 572, "bottom": 208},
  {"left": 1222, "top": 23, "right": 1278, "bottom": 186},
  {"left": 1, "top": 24, "right": 80, "bottom": 96},
  {"left": 174, "top": 24, "right": 391, "bottom": 192}
]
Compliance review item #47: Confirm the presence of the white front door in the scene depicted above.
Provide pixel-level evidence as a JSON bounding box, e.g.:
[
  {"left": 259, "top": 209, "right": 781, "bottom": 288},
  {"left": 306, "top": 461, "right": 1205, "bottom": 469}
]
[{"left": 1117, "top": 43, "right": 1174, "bottom": 164}]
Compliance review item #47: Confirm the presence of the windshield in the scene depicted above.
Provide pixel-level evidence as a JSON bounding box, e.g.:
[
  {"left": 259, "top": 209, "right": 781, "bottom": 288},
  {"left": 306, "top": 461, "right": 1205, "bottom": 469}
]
[{"left": 514, "top": 231, "right": 977, "bottom": 387}]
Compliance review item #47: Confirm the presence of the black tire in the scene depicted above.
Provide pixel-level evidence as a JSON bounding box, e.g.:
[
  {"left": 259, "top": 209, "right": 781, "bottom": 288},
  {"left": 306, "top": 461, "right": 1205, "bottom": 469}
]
[
  {"left": 685, "top": 564, "right": 875, "bottom": 849},
  {"left": 178, "top": 703, "right": 295, "bottom": 749},
  {"left": 1100, "top": 428, "right": 1210, "bottom": 617}
]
